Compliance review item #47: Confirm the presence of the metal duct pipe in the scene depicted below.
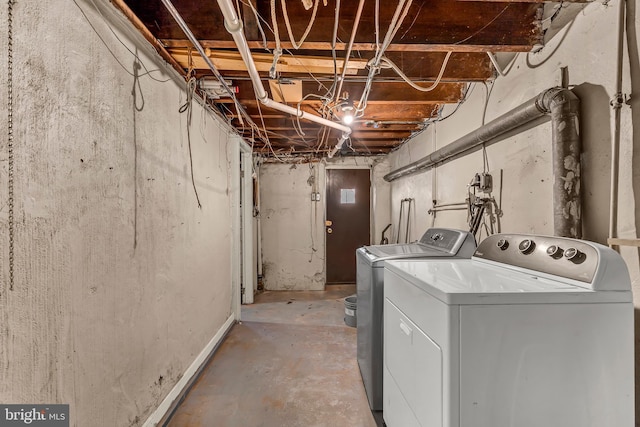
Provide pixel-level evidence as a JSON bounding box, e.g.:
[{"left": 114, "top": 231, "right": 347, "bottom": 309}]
[
  {"left": 215, "top": 0, "right": 352, "bottom": 139},
  {"left": 384, "top": 87, "right": 581, "bottom": 238}
]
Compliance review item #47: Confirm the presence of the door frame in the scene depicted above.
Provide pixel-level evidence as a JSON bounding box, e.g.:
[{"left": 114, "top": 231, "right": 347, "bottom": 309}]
[
  {"left": 231, "top": 136, "right": 255, "bottom": 320},
  {"left": 324, "top": 165, "right": 373, "bottom": 282}
]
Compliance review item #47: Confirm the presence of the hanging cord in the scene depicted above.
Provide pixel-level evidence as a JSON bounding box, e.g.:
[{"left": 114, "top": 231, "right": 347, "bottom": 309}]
[
  {"left": 355, "top": 0, "right": 413, "bottom": 116},
  {"left": 73, "top": 0, "right": 171, "bottom": 83},
  {"left": 281, "top": 0, "right": 320, "bottom": 49},
  {"left": 377, "top": 52, "right": 452, "bottom": 92},
  {"left": 179, "top": 76, "right": 203, "bottom": 209},
  {"left": 246, "top": 0, "right": 270, "bottom": 50},
  {"left": 131, "top": 58, "right": 144, "bottom": 250},
  {"left": 6, "top": 0, "right": 15, "bottom": 291},
  {"left": 269, "top": 0, "right": 283, "bottom": 78}
]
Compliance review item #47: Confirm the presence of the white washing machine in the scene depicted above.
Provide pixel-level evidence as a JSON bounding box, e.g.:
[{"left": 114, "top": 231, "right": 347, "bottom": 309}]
[
  {"left": 383, "top": 233, "right": 634, "bottom": 427},
  {"left": 356, "top": 228, "right": 476, "bottom": 411}
]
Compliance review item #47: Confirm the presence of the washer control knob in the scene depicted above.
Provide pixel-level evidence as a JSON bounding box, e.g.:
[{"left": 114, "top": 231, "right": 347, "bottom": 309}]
[
  {"left": 431, "top": 233, "right": 443, "bottom": 241},
  {"left": 564, "top": 247, "right": 582, "bottom": 261},
  {"left": 518, "top": 239, "right": 535, "bottom": 254},
  {"left": 546, "top": 245, "right": 562, "bottom": 258},
  {"left": 496, "top": 239, "right": 509, "bottom": 250}
]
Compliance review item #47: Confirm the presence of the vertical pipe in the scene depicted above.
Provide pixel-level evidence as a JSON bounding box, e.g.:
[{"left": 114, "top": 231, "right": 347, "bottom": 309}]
[
  {"left": 547, "top": 89, "right": 581, "bottom": 238},
  {"left": 609, "top": 0, "right": 626, "bottom": 250}
]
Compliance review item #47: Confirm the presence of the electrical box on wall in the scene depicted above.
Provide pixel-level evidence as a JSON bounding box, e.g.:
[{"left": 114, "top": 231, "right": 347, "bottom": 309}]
[
  {"left": 311, "top": 192, "right": 321, "bottom": 201},
  {"left": 471, "top": 172, "right": 493, "bottom": 193}
]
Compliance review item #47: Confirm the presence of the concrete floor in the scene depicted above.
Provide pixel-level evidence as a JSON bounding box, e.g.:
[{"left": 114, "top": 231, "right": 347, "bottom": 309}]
[{"left": 167, "top": 285, "right": 378, "bottom": 427}]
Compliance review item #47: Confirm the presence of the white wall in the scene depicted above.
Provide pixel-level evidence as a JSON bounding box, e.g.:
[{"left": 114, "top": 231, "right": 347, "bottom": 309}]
[
  {"left": 388, "top": 0, "right": 640, "bottom": 418},
  {"left": 0, "top": 1, "right": 235, "bottom": 425},
  {"left": 260, "top": 157, "right": 390, "bottom": 290},
  {"left": 388, "top": 0, "right": 636, "bottom": 277}
]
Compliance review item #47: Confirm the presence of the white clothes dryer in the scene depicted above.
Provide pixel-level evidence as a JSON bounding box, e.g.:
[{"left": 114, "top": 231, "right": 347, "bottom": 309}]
[{"left": 383, "top": 234, "right": 634, "bottom": 427}]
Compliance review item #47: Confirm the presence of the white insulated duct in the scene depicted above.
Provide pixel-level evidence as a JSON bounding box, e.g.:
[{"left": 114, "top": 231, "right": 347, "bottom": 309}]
[{"left": 216, "top": 0, "right": 352, "bottom": 156}]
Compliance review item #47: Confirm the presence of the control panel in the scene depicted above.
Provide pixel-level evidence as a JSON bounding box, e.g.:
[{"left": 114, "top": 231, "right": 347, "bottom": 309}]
[
  {"left": 419, "top": 228, "right": 475, "bottom": 255},
  {"left": 474, "top": 234, "right": 599, "bottom": 284}
]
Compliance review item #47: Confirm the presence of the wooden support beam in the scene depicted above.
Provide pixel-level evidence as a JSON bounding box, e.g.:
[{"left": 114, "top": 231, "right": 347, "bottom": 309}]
[
  {"left": 351, "top": 131, "right": 413, "bottom": 139},
  {"left": 168, "top": 48, "right": 367, "bottom": 74},
  {"left": 162, "top": 39, "right": 536, "bottom": 53},
  {"left": 607, "top": 238, "right": 640, "bottom": 247},
  {"left": 224, "top": 81, "right": 465, "bottom": 104}
]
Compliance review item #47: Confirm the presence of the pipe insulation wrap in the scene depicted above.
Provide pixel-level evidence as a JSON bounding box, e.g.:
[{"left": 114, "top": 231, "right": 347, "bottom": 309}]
[
  {"left": 548, "top": 89, "right": 581, "bottom": 239},
  {"left": 384, "top": 87, "right": 581, "bottom": 238}
]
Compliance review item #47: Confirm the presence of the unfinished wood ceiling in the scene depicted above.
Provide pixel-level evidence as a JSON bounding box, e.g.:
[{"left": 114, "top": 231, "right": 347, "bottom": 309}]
[{"left": 114, "top": 0, "right": 576, "bottom": 158}]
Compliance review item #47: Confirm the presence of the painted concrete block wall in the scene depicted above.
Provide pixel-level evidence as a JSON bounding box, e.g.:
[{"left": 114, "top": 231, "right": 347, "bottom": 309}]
[
  {"left": 0, "top": 1, "right": 234, "bottom": 426},
  {"left": 260, "top": 157, "right": 390, "bottom": 290}
]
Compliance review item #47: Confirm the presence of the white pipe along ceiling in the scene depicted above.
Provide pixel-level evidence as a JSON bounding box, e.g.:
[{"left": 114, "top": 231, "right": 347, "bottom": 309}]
[{"left": 215, "top": 0, "right": 352, "bottom": 156}]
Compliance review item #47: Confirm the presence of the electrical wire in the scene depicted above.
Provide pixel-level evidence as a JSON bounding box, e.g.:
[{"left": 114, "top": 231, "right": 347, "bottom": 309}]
[
  {"left": 355, "top": 0, "right": 414, "bottom": 117},
  {"left": 453, "top": 4, "right": 511, "bottom": 46},
  {"left": 179, "top": 77, "right": 203, "bottom": 208},
  {"left": 375, "top": 0, "right": 380, "bottom": 52},
  {"left": 487, "top": 52, "right": 518, "bottom": 77},
  {"left": 481, "top": 80, "right": 494, "bottom": 126},
  {"left": 77, "top": 0, "right": 172, "bottom": 83},
  {"left": 246, "top": 0, "right": 270, "bottom": 50},
  {"left": 436, "top": 82, "right": 475, "bottom": 122},
  {"left": 526, "top": 16, "right": 577, "bottom": 69},
  {"left": 269, "top": 0, "right": 283, "bottom": 78},
  {"left": 247, "top": 0, "right": 331, "bottom": 95},
  {"left": 281, "top": 0, "right": 321, "bottom": 49},
  {"left": 399, "top": 1, "right": 425, "bottom": 40},
  {"left": 377, "top": 52, "right": 452, "bottom": 92}
]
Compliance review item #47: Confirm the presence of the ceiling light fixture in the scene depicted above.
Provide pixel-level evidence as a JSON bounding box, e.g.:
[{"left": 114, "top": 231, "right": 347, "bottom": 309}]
[{"left": 341, "top": 101, "right": 355, "bottom": 125}]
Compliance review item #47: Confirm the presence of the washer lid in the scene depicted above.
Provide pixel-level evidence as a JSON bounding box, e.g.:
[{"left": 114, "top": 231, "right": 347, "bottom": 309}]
[
  {"left": 358, "top": 243, "right": 450, "bottom": 263},
  {"left": 385, "top": 259, "right": 632, "bottom": 305},
  {"left": 358, "top": 227, "right": 476, "bottom": 264}
]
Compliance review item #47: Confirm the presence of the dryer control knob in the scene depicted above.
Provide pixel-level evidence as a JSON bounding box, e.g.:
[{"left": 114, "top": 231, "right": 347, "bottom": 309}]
[
  {"left": 518, "top": 239, "right": 535, "bottom": 254},
  {"left": 564, "top": 247, "right": 582, "bottom": 261},
  {"left": 546, "top": 245, "right": 562, "bottom": 258},
  {"left": 496, "top": 239, "right": 509, "bottom": 250}
]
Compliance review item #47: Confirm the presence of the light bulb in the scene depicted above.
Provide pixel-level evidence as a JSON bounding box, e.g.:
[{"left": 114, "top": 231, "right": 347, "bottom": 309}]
[{"left": 343, "top": 113, "right": 354, "bottom": 125}]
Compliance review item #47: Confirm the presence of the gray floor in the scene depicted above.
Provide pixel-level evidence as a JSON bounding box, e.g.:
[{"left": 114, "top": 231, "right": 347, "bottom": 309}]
[{"left": 167, "top": 285, "right": 378, "bottom": 427}]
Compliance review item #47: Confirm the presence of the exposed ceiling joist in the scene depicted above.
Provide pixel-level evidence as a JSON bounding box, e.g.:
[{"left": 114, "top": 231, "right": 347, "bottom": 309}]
[
  {"left": 118, "top": 0, "right": 563, "bottom": 157},
  {"left": 169, "top": 48, "right": 367, "bottom": 74},
  {"left": 161, "top": 39, "right": 536, "bottom": 53}
]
